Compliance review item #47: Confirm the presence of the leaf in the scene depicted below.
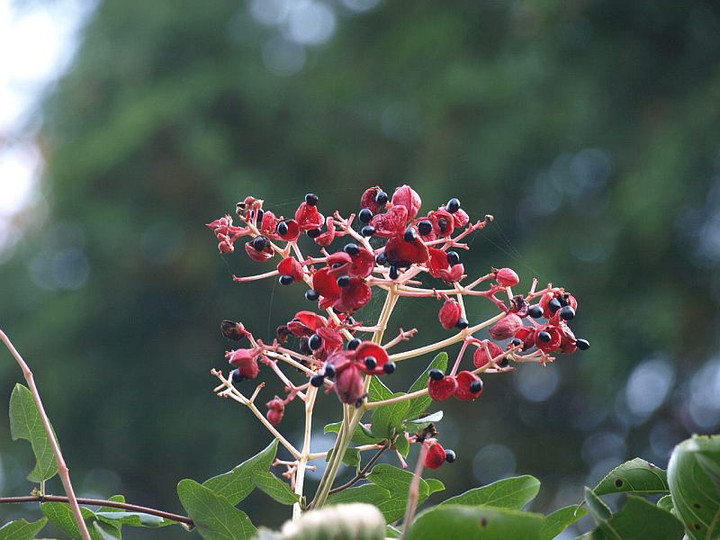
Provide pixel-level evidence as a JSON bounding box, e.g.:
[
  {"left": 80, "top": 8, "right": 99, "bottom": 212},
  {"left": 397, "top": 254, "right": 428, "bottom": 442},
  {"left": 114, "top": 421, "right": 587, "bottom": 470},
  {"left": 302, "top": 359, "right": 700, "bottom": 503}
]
[
  {"left": 251, "top": 471, "right": 300, "bottom": 505},
  {"left": 369, "top": 375, "right": 394, "bottom": 402},
  {"left": 370, "top": 394, "right": 410, "bottom": 439},
  {"left": 177, "top": 479, "right": 257, "bottom": 540},
  {"left": 342, "top": 448, "right": 361, "bottom": 468},
  {"left": 584, "top": 487, "right": 612, "bottom": 523},
  {"left": 324, "top": 422, "right": 382, "bottom": 445},
  {"left": 584, "top": 496, "right": 684, "bottom": 540},
  {"left": 41, "top": 503, "right": 104, "bottom": 540},
  {"left": 0, "top": 518, "right": 48, "bottom": 540},
  {"left": 441, "top": 475, "right": 540, "bottom": 510},
  {"left": 9, "top": 383, "right": 59, "bottom": 483},
  {"left": 95, "top": 511, "right": 178, "bottom": 528},
  {"left": 386, "top": 524, "right": 401, "bottom": 538},
  {"left": 403, "top": 410, "right": 444, "bottom": 432},
  {"left": 540, "top": 505, "right": 586, "bottom": 540},
  {"left": 367, "top": 464, "right": 431, "bottom": 523},
  {"left": 593, "top": 458, "right": 669, "bottom": 496},
  {"left": 407, "top": 505, "right": 544, "bottom": 540},
  {"left": 425, "top": 478, "right": 445, "bottom": 495},
  {"left": 203, "top": 439, "right": 278, "bottom": 505},
  {"left": 657, "top": 494, "right": 673, "bottom": 512},
  {"left": 327, "top": 484, "right": 391, "bottom": 506},
  {"left": 667, "top": 434, "right": 720, "bottom": 540},
  {"left": 394, "top": 434, "right": 410, "bottom": 458},
  {"left": 405, "top": 353, "right": 448, "bottom": 420},
  {"left": 92, "top": 520, "right": 122, "bottom": 540}
]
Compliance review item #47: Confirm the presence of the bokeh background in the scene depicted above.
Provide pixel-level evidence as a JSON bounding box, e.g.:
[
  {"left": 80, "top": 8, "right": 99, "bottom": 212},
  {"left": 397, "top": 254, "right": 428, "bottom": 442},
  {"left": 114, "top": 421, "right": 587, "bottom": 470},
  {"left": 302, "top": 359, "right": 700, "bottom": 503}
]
[{"left": 1, "top": 0, "right": 720, "bottom": 537}]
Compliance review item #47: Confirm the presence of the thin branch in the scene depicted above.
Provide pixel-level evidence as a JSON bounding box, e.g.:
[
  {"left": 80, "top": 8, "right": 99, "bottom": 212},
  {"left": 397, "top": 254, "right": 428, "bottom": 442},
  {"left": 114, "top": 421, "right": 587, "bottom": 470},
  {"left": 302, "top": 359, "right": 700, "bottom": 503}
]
[
  {"left": 328, "top": 442, "right": 388, "bottom": 495},
  {"left": 400, "top": 444, "right": 428, "bottom": 540},
  {"left": 0, "top": 494, "right": 193, "bottom": 528},
  {"left": 0, "top": 329, "right": 92, "bottom": 540}
]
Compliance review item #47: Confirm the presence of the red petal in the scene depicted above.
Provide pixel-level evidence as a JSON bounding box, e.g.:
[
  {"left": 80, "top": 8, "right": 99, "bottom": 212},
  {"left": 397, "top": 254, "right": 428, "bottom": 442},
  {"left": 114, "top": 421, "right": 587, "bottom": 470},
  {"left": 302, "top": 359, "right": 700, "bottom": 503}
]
[
  {"left": 355, "top": 342, "right": 389, "bottom": 373},
  {"left": 360, "top": 186, "right": 383, "bottom": 214},
  {"left": 384, "top": 234, "right": 429, "bottom": 266},
  {"left": 391, "top": 185, "right": 422, "bottom": 221},
  {"left": 454, "top": 371, "right": 483, "bottom": 401},
  {"left": 295, "top": 202, "right": 325, "bottom": 231},
  {"left": 370, "top": 205, "right": 408, "bottom": 238},
  {"left": 313, "top": 267, "right": 341, "bottom": 300},
  {"left": 277, "top": 257, "right": 303, "bottom": 282},
  {"left": 244, "top": 241, "right": 274, "bottom": 262},
  {"left": 335, "top": 278, "right": 372, "bottom": 312}
]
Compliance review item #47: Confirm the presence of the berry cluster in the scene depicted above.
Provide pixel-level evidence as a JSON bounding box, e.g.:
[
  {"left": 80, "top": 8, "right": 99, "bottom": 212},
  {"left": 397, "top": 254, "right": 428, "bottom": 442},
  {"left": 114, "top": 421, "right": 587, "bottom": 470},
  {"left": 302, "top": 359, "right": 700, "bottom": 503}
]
[{"left": 207, "top": 185, "right": 588, "bottom": 490}]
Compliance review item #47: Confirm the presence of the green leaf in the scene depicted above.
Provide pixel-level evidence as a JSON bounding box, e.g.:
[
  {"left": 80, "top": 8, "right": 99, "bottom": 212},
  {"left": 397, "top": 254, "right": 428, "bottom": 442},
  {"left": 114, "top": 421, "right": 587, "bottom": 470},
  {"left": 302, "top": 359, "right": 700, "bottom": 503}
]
[
  {"left": 403, "top": 410, "right": 444, "bottom": 432},
  {"left": 95, "top": 511, "right": 178, "bottom": 528},
  {"left": 324, "top": 422, "right": 382, "bottom": 445},
  {"left": 540, "top": 505, "right": 586, "bottom": 540},
  {"left": 441, "top": 475, "right": 540, "bottom": 510},
  {"left": 667, "top": 434, "right": 720, "bottom": 540},
  {"left": 367, "top": 464, "right": 431, "bottom": 523},
  {"left": 386, "top": 524, "right": 401, "bottom": 538},
  {"left": 203, "top": 439, "right": 278, "bottom": 505},
  {"left": 593, "top": 458, "right": 669, "bottom": 496},
  {"left": 41, "top": 503, "right": 105, "bottom": 540},
  {"left": 342, "top": 448, "right": 361, "bottom": 469},
  {"left": 92, "top": 520, "right": 122, "bottom": 540},
  {"left": 0, "top": 518, "right": 48, "bottom": 540},
  {"left": 9, "top": 383, "right": 59, "bottom": 483},
  {"left": 370, "top": 394, "right": 410, "bottom": 438},
  {"left": 327, "top": 484, "right": 391, "bottom": 506},
  {"left": 657, "top": 494, "right": 673, "bottom": 512},
  {"left": 584, "top": 487, "right": 612, "bottom": 523},
  {"left": 177, "top": 479, "right": 257, "bottom": 540},
  {"left": 405, "top": 353, "right": 448, "bottom": 420},
  {"left": 251, "top": 471, "right": 300, "bottom": 505},
  {"left": 584, "top": 496, "right": 684, "bottom": 540},
  {"left": 394, "top": 434, "right": 410, "bottom": 458},
  {"left": 407, "top": 505, "right": 544, "bottom": 540},
  {"left": 425, "top": 478, "right": 445, "bottom": 495},
  {"left": 369, "top": 376, "right": 394, "bottom": 402}
]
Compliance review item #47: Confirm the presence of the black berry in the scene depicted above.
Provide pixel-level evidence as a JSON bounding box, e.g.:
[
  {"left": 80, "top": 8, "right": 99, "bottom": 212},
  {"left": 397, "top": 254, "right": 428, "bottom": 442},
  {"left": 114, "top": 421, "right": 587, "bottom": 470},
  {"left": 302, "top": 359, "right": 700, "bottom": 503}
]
[
  {"left": 446, "top": 198, "right": 461, "bottom": 213},
  {"left": 230, "top": 369, "right": 245, "bottom": 385},
  {"left": 310, "top": 374, "right": 325, "bottom": 387},
  {"left": 418, "top": 220, "right": 433, "bottom": 236},
  {"left": 548, "top": 298, "right": 562, "bottom": 313},
  {"left": 364, "top": 356, "right": 377, "bottom": 370},
  {"left": 389, "top": 266, "right": 399, "bottom": 280},
  {"left": 324, "top": 364, "right": 336, "bottom": 378},
  {"left": 347, "top": 338, "right": 361, "bottom": 350},
  {"left": 305, "top": 289, "right": 319, "bottom": 301},
  {"left": 337, "top": 275, "right": 351, "bottom": 287},
  {"left": 358, "top": 208, "right": 373, "bottom": 223},
  {"left": 307, "top": 228, "right": 322, "bottom": 239},
  {"left": 305, "top": 193, "right": 318, "bottom": 206},
  {"left": 447, "top": 251, "right": 460, "bottom": 266},
  {"left": 376, "top": 252, "right": 387, "bottom": 265},
  {"left": 344, "top": 243, "right": 360, "bottom": 256},
  {"left": 308, "top": 334, "right": 323, "bottom": 350},
  {"left": 456, "top": 317, "right": 469, "bottom": 330},
  {"left": 576, "top": 338, "right": 590, "bottom": 351},
  {"left": 383, "top": 362, "right": 396, "bottom": 374},
  {"left": 279, "top": 275, "right": 294, "bottom": 285},
  {"left": 559, "top": 306, "right": 575, "bottom": 320},
  {"left": 528, "top": 305, "right": 543, "bottom": 319},
  {"left": 252, "top": 236, "right": 267, "bottom": 251},
  {"left": 429, "top": 369, "right": 444, "bottom": 381},
  {"left": 404, "top": 228, "right": 417, "bottom": 242},
  {"left": 375, "top": 191, "right": 388, "bottom": 206},
  {"left": 361, "top": 225, "right": 375, "bottom": 237},
  {"left": 445, "top": 449, "right": 457, "bottom": 463},
  {"left": 511, "top": 338, "right": 523, "bottom": 347},
  {"left": 470, "top": 380, "right": 484, "bottom": 393},
  {"left": 537, "top": 331, "right": 551, "bottom": 343},
  {"left": 277, "top": 221, "right": 289, "bottom": 236}
]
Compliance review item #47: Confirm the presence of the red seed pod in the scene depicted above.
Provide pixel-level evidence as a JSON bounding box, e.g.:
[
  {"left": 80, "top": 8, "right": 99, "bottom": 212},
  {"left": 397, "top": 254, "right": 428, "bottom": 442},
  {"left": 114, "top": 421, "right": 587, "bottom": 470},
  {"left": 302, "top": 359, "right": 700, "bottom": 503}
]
[
  {"left": 244, "top": 241, "right": 274, "bottom": 262},
  {"left": 437, "top": 263, "right": 465, "bottom": 284},
  {"left": 294, "top": 202, "right": 325, "bottom": 231},
  {"left": 384, "top": 233, "right": 429, "bottom": 266},
  {"left": 514, "top": 326, "right": 536, "bottom": 351},
  {"left": 266, "top": 398, "right": 285, "bottom": 426},
  {"left": 277, "top": 257, "right": 304, "bottom": 283},
  {"left": 558, "top": 322, "right": 578, "bottom": 354},
  {"left": 534, "top": 325, "right": 563, "bottom": 353},
  {"left": 454, "top": 371, "right": 484, "bottom": 401},
  {"left": 370, "top": 205, "right": 409, "bottom": 238},
  {"left": 438, "top": 299, "right": 462, "bottom": 330},
  {"left": 539, "top": 291, "right": 578, "bottom": 319},
  {"left": 334, "top": 362, "right": 365, "bottom": 404},
  {"left": 473, "top": 339, "right": 504, "bottom": 368},
  {"left": 326, "top": 252, "right": 353, "bottom": 276},
  {"left": 428, "top": 209, "right": 455, "bottom": 237},
  {"left": 277, "top": 219, "right": 301, "bottom": 241},
  {"left": 334, "top": 278, "right": 372, "bottom": 313},
  {"left": 259, "top": 211, "right": 281, "bottom": 238},
  {"left": 287, "top": 311, "right": 327, "bottom": 337},
  {"left": 428, "top": 375, "right": 458, "bottom": 401},
  {"left": 488, "top": 313, "right": 524, "bottom": 340},
  {"left": 312, "top": 267, "right": 341, "bottom": 302},
  {"left": 227, "top": 349, "right": 260, "bottom": 379},
  {"left": 451, "top": 207, "right": 470, "bottom": 228},
  {"left": 360, "top": 186, "right": 384, "bottom": 214},
  {"left": 427, "top": 248, "right": 449, "bottom": 278},
  {"left": 424, "top": 440, "right": 447, "bottom": 470},
  {"left": 314, "top": 217, "right": 336, "bottom": 246},
  {"left": 355, "top": 341, "right": 389, "bottom": 374},
  {"left": 391, "top": 185, "right": 422, "bottom": 221},
  {"left": 218, "top": 237, "right": 234, "bottom": 253},
  {"left": 495, "top": 267, "right": 520, "bottom": 287}
]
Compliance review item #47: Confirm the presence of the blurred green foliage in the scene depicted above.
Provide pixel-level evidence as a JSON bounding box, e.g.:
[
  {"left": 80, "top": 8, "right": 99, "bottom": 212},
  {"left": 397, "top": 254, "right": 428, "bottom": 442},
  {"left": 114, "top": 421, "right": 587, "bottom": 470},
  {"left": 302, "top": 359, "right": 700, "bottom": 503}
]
[{"left": 1, "top": 0, "right": 720, "bottom": 536}]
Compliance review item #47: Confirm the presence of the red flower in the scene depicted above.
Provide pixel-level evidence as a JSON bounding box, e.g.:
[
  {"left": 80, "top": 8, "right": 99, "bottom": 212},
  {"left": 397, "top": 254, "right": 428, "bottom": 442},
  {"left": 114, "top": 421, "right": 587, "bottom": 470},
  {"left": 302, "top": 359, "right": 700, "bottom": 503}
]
[
  {"left": 277, "top": 219, "right": 301, "bottom": 242},
  {"left": 312, "top": 267, "right": 341, "bottom": 307},
  {"left": 354, "top": 341, "right": 390, "bottom": 374},
  {"left": 227, "top": 349, "right": 260, "bottom": 379},
  {"left": 244, "top": 240, "right": 274, "bottom": 262},
  {"left": 277, "top": 257, "right": 304, "bottom": 283},
  {"left": 287, "top": 311, "right": 328, "bottom": 337},
  {"left": 295, "top": 202, "right": 325, "bottom": 231},
  {"left": 454, "top": 371, "right": 484, "bottom": 401},
  {"left": 360, "top": 186, "right": 386, "bottom": 214},
  {"left": 384, "top": 233, "right": 429, "bottom": 266},
  {"left": 334, "top": 278, "right": 372, "bottom": 313}
]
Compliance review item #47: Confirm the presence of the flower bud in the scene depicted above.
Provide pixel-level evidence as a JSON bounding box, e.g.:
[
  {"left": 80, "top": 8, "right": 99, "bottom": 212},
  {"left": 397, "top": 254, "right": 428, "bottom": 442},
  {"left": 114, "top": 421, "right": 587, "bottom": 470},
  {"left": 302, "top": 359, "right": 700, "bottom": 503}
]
[
  {"left": 495, "top": 267, "right": 520, "bottom": 287},
  {"left": 488, "top": 313, "right": 523, "bottom": 340},
  {"left": 438, "top": 300, "right": 462, "bottom": 330},
  {"left": 473, "top": 339, "right": 504, "bottom": 368}
]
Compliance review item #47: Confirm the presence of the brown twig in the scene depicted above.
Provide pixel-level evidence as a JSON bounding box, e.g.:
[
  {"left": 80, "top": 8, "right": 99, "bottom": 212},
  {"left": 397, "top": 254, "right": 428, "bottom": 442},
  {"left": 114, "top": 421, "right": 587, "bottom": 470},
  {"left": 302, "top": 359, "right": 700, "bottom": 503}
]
[
  {"left": 0, "top": 494, "right": 193, "bottom": 528},
  {"left": 0, "top": 328, "right": 92, "bottom": 540},
  {"left": 328, "top": 442, "right": 388, "bottom": 495}
]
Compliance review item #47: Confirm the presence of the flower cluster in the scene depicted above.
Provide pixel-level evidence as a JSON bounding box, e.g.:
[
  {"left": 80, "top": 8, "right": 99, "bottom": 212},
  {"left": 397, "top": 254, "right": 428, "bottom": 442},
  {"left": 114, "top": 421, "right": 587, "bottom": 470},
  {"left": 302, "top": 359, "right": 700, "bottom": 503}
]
[{"left": 207, "top": 185, "right": 589, "bottom": 490}]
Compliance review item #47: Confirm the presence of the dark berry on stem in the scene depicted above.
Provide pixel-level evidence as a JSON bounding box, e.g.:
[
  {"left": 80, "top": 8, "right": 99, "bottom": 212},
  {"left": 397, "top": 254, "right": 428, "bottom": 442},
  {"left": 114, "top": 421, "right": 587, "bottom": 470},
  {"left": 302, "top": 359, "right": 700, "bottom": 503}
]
[
  {"left": 447, "top": 251, "right": 460, "bottom": 266},
  {"left": 456, "top": 317, "right": 469, "bottom": 330},
  {"left": 376, "top": 252, "right": 387, "bottom": 265},
  {"left": 358, "top": 208, "right": 373, "bottom": 223},
  {"left": 446, "top": 198, "right": 461, "bottom": 213},
  {"left": 559, "top": 295, "right": 569, "bottom": 307},
  {"left": 445, "top": 449, "right": 457, "bottom": 463},
  {"left": 230, "top": 369, "right": 244, "bottom": 385},
  {"left": 429, "top": 369, "right": 445, "bottom": 381},
  {"left": 404, "top": 228, "right": 417, "bottom": 242},
  {"left": 279, "top": 275, "right": 294, "bottom": 285},
  {"left": 528, "top": 305, "right": 543, "bottom": 319},
  {"left": 389, "top": 266, "right": 399, "bottom": 280},
  {"left": 324, "top": 364, "right": 336, "bottom": 378},
  {"left": 307, "top": 228, "right": 322, "bottom": 239},
  {"left": 252, "top": 236, "right": 267, "bottom": 251},
  {"left": 560, "top": 306, "right": 575, "bottom": 320},
  {"left": 576, "top": 338, "right": 591, "bottom": 350},
  {"left": 361, "top": 225, "right": 375, "bottom": 237},
  {"left": 221, "top": 320, "right": 244, "bottom": 341},
  {"left": 383, "top": 362, "right": 396, "bottom": 374},
  {"left": 305, "top": 193, "right": 319, "bottom": 206},
  {"left": 364, "top": 356, "right": 377, "bottom": 370},
  {"left": 344, "top": 243, "right": 360, "bottom": 256},
  {"left": 511, "top": 338, "right": 522, "bottom": 347},
  {"left": 538, "top": 331, "right": 552, "bottom": 343},
  {"left": 418, "top": 220, "right": 433, "bottom": 236},
  {"left": 470, "top": 380, "right": 484, "bottom": 393},
  {"left": 337, "top": 275, "right": 351, "bottom": 287},
  {"left": 549, "top": 298, "right": 562, "bottom": 313},
  {"left": 277, "top": 221, "right": 289, "bottom": 236},
  {"left": 438, "top": 218, "right": 449, "bottom": 233},
  {"left": 305, "top": 289, "right": 319, "bottom": 301},
  {"left": 499, "top": 358, "right": 509, "bottom": 367},
  {"left": 308, "top": 334, "right": 323, "bottom": 350},
  {"left": 310, "top": 374, "right": 325, "bottom": 387},
  {"left": 376, "top": 191, "right": 388, "bottom": 205},
  {"left": 347, "top": 338, "right": 361, "bottom": 350},
  {"left": 256, "top": 209, "right": 264, "bottom": 225}
]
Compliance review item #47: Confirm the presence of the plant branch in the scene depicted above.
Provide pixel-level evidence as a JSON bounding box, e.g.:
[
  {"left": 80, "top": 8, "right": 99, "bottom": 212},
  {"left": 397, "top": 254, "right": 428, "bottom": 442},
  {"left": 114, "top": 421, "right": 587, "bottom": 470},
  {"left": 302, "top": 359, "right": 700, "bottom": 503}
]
[
  {"left": 0, "top": 494, "right": 194, "bottom": 528},
  {"left": 0, "top": 329, "right": 92, "bottom": 540},
  {"left": 328, "top": 442, "right": 388, "bottom": 495},
  {"left": 401, "top": 443, "right": 428, "bottom": 540}
]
